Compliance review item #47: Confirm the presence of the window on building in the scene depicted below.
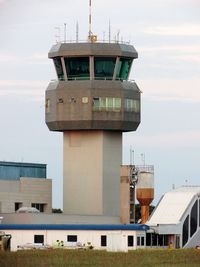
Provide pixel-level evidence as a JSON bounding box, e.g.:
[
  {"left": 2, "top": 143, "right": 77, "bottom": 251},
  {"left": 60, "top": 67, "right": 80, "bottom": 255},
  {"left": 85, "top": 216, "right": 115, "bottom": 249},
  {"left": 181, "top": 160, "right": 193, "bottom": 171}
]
[
  {"left": 128, "top": 235, "right": 134, "bottom": 247},
  {"left": 101, "top": 235, "right": 107, "bottom": 247},
  {"left": 141, "top": 236, "right": 144, "bottom": 246},
  {"left": 190, "top": 200, "right": 198, "bottom": 237},
  {"left": 199, "top": 199, "right": 200, "bottom": 227},
  {"left": 137, "top": 236, "right": 140, "bottom": 246},
  {"left": 65, "top": 57, "right": 90, "bottom": 80},
  {"left": 124, "top": 99, "right": 140, "bottom": 113},
  {"left": 46, "top": 99, "right": 50, "bottom": 113},
  {"left": 93, "top": 97, "right": 121, "bottom": 111},
  {"left": 67, "top": 235, "right": 77, "bottom": 242},
  {"left": 34, "top": 235, "right": 44, "bottom": 244},
  {"left": 31, "top": 203, "right": 45, "bottom": 212},
  {"left": 116, "top": 58, "right": 132, "bottom": 80},
  {"left": 15, "top": 202, "right": 22, "bottom": 211},
  {"left": 182, "top": 215, "right": 189, "bottom": 247},
  {"left": 54, "top": 57, "right": 64, "bottom": 81},
  {"left": 94, "top": 57, "right": 116, "bottom": 80}
]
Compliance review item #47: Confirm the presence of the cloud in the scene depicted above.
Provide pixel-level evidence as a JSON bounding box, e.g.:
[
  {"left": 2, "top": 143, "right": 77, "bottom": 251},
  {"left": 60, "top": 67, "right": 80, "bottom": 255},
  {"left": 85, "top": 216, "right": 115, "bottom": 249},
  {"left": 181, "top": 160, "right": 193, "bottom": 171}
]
[
  {"left": 144, "top": 24, "right": 200, "bottom": 36},
  {"left": 0, "top": 80, "right": 47, "bottom": 101},
  {"left": 138, "top": 79, "right": 200, "bottom": 103},
  {"left": 124, "top": 130, "right": 200, "bottom": 148}
]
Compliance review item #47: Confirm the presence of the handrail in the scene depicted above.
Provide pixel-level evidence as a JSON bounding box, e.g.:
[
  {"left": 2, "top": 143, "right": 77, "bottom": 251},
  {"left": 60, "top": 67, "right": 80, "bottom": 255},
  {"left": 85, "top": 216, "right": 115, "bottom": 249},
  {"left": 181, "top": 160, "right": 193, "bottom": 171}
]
[{"left": 55, "top": 39, "right": 131, "bottom": 45}]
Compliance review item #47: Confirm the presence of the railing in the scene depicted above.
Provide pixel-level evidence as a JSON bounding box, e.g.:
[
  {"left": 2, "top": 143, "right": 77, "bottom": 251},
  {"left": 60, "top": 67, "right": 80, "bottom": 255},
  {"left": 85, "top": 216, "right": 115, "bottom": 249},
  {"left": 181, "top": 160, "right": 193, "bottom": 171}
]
[
  {"left": 55, "top": 39, "right": 131, "bottom": 45},
  {"left": 51, "top": 77, "right": 136, "bottom": 82},
  {"left": 136, "top": 165, "right": 154, "bottom": 173}
]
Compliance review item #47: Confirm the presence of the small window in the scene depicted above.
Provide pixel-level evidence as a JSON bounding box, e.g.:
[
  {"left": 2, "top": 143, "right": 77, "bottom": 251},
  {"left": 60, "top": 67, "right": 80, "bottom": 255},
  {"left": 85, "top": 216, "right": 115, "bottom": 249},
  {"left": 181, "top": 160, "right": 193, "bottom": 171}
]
[
  {"left": 124, "top": 99, "right": 140, "bottom": 113},
  {"left": 67, "top": 235, "right": 77, "bottom": 242},
  {"left": 128, "top": 235, "right": 134, "bottom": 247},
  {"left": 137, "top": 236, "right": 140, "bottom": 246},
  {"left": 141, "top": 236, "right": 144, "bottom": 246},
  {"left": 34, "top": 235, "right": 44, "bottom": 244},
  {"left": 93, "top": 97, "right": 121, "bottom": 111},
  {"left": 31, "top": 203, "right": 45, "bottom": 212},
  {"left": 101, "top": 235, "right": 107, "bottom": 247},
  {"left": 15, "top": 202, "right": 22, "bottom": 211}
]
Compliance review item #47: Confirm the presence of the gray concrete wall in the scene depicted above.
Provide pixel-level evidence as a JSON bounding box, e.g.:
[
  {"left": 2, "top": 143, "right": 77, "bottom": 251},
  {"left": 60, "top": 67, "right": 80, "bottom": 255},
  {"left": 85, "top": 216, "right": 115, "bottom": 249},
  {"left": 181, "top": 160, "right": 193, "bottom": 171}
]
[{"left": 63, "top": 131, "right": 121, "bottom": 218}]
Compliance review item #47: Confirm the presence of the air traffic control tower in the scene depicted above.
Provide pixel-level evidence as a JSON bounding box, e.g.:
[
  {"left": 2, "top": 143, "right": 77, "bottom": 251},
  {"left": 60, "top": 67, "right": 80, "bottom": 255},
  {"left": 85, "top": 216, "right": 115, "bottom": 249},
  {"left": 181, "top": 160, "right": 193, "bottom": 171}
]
[{"left": 45, "top": 38, "right": 141, "bottom": 218}]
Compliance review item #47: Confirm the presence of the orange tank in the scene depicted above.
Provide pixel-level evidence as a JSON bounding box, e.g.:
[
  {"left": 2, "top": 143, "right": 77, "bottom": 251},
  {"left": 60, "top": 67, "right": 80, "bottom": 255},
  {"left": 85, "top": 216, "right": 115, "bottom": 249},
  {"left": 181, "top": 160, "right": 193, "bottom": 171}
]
[{"left": 136, "top": 171, "right": 154, "bottom": 224}]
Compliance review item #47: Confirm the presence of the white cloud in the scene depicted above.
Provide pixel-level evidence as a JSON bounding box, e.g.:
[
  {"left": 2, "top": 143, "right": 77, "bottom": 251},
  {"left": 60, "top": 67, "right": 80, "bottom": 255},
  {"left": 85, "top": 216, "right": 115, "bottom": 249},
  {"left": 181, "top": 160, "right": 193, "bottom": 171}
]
[
  {"left": 138, "top": 79, "right": 200, "bottom": 103},
  {"left": 0, "top": 80, "right": 47, "bottom": 101},
  {"left": 124, "top": 130, "right": 200, "bottom": 148},
  {"left": 144, "top": 24, "right": 200, "bottom": 36}
]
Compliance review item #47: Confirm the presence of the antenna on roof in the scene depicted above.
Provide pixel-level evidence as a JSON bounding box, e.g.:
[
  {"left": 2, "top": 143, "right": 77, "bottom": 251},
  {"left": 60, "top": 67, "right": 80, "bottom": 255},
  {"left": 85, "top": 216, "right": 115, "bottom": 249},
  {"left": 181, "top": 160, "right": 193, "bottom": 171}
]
[
  {"left": 88, "top": 0, "right": 97, "bottom": 43},
  {"left": 76, "top": 21, "right": 79, "bottom": 43},
  {"left": 55, "top": 26, "right": 61, "bottom": 43},
  {"left": 89, "top": 0, "right": 92, "bottom": 38},
  {"left": 64, "top": 23, "right": 67, "bottom": 43},
  {"left": 109, "top": 20, "right": 111, "bottom": 43}
]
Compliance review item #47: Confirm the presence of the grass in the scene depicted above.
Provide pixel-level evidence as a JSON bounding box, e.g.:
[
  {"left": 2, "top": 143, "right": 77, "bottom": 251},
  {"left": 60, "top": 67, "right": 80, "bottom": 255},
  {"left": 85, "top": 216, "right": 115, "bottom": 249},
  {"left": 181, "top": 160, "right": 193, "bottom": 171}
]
[{"left": 0, "top": 249, "right": 200, "bottom": 267}]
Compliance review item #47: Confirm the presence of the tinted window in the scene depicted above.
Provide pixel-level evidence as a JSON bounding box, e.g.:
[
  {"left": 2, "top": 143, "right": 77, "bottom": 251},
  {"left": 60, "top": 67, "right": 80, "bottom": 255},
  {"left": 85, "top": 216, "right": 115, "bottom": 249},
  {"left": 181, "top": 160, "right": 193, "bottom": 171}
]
[
  {"left": 94, "top": 57, "right": 116, "bottom": 80},
  {"left": 34, "top": 235, "right": 44, "bottom": 244},
  {"left": 54, "top": 57, "right": 64, "bottom": 80},
  {"left": 116, "top": 58, "right": 132, "bottom": 80},
  {"left": 67, "top": 235, "right": 77, "bottom": 242},
  {"left": 190, "top": 200, "right": 198, "bottom": 237},
  {"left": 199, "top": 199, "right": 200, "bottom": 227},
  {"left": 128, "top": 236, "right": 134, "bottom": 247},
  {"left": 101, "top": 235, "right": 107, "bottom": 247},
  {"left": 65, "top": 57, "right": 89, "bottom": 80},
  {"left": 182, "top": 215, "right": 189, "bottom": 247}
]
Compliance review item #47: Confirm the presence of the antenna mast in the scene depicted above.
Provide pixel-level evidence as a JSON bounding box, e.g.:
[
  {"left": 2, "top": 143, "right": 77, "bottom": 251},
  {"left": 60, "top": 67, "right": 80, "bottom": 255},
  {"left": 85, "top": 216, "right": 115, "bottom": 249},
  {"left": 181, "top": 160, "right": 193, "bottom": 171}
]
[
  {"left": 88, "top": 0, "right": 97, "bottom": 43},
  {"left": 89, "top": 0, "right": 92, "bottom": 38},
  {"left": 76, "top": 21, "right": 79, "bottom": 43}
]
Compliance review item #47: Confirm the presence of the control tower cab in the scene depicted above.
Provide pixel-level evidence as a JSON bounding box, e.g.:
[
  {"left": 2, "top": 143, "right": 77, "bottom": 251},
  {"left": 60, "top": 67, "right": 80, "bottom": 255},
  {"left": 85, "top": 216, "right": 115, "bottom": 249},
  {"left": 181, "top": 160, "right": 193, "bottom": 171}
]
[{"left": 45, "top": 41, "right": 141, "bottom": 217}]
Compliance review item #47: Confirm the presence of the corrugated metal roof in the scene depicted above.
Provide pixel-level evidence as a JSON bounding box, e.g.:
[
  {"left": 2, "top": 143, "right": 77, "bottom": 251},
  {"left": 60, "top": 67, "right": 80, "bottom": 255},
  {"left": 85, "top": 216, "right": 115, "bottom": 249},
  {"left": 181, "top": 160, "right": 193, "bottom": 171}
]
[
  {"left": 0, "top": 224, "right": 149, "bottom": 231},
  {"left": 147, "top": 187, "right": 199, "bottom": 225}
]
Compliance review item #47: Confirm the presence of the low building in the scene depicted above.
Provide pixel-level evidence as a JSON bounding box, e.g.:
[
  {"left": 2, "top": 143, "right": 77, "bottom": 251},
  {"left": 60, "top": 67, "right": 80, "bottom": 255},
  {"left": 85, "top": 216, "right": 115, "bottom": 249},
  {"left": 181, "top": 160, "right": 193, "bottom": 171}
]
[
  {"left": 0, "top": 161, "right": 52, "bottom": 213},
  {"left": 146, "top": 186, "right": 200, "bottom": 248},
  {"left": 0, "top": 223, "right": 149, "bottom": 252}
]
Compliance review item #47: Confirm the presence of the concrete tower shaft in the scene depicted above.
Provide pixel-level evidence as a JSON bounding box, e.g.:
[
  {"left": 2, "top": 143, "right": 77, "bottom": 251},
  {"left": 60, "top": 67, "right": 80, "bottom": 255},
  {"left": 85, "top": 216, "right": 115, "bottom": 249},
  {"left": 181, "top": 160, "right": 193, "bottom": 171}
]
[{"left": 45, "top": 42, "right": 141, "bottom": 217}]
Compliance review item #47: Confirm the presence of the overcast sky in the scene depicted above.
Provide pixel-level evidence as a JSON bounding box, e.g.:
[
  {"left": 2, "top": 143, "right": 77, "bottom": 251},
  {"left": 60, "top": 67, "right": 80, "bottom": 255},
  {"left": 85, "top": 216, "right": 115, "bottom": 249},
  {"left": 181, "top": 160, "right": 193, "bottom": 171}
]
[{"left": 0, "top": 0, "right": 200, "bottom": 208}]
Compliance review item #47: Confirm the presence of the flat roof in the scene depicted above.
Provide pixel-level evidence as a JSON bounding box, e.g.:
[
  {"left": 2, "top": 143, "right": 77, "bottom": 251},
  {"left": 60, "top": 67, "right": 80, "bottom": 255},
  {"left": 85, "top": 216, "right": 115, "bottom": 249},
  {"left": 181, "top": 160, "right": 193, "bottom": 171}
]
[{"left": 0, "top": 224, "right": 149, "bottom": 231}]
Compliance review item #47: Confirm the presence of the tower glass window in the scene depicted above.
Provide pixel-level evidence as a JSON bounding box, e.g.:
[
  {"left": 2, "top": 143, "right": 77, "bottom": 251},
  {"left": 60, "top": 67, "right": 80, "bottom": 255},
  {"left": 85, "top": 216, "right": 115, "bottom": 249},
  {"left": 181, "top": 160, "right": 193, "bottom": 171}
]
[
  {"left": 64, "top": 57, "right": 90, "bottom": 80},
  {"left": 116, "top": 58, "right": 132, "bottom": 80},
  {"left": 54, "top": 57, "right": 64, "bottom": 81},
  {"left": 190, "top": 200, "right": 198, "bottom": 237},
  {"left": 94, "top": 57, "right": 116, "bottom": 80}
]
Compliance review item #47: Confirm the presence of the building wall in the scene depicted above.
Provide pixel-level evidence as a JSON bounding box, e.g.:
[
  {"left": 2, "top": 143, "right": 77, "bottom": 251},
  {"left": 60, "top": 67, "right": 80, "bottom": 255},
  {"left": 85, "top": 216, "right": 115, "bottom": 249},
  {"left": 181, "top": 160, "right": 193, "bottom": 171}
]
[
  {"left": 120, "top": 166, "right": 130, "bottom": 224},
  {"left": 3, "top": 229, "right": 146, "bottom": 251},
  {"left": 0, "top": 178, "right": 52, "bottom": 213},
  {"left": 63, "top": 131, "right": 121, "bottom": 217}
]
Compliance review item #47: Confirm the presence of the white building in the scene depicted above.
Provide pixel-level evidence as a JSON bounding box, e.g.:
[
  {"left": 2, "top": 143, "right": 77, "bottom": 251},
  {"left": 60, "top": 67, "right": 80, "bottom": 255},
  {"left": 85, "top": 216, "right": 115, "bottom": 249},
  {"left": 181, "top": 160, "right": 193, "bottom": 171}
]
[
  {"left": 0, "top": 224, "right": 148, "bottom": 252},
  {"left": 146, "top": 186, "right": 200, "bottom": 248}
]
